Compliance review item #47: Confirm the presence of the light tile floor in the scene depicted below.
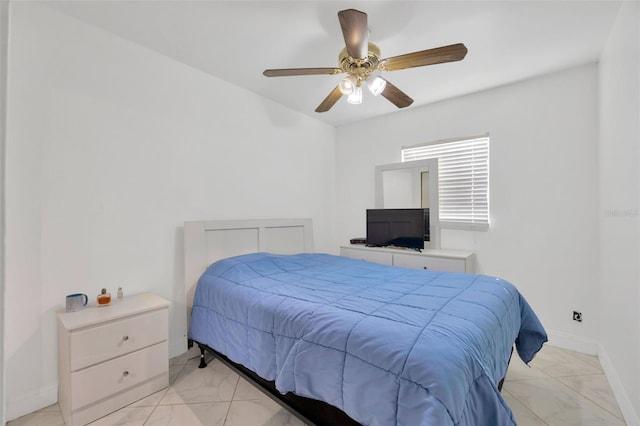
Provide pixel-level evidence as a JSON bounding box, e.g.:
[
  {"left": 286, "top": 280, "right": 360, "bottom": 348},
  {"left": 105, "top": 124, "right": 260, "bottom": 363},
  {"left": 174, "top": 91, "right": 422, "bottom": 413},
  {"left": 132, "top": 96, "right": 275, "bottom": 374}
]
[{"left": 8, "top": 345, "right": 626, "bottom": 426}]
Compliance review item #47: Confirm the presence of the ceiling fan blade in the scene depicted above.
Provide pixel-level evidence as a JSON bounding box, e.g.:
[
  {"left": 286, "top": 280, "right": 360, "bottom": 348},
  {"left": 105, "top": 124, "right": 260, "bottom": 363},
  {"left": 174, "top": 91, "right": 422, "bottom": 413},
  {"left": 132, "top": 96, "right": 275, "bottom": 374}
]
[
  {"left": 380, "top": 43, "right": 468, "bottom": 72},
  {"left": 263, "top": 68, "right": 343, "bottom": 77},
  {"left": 380, "top": 79, "right": 414, "bottom": 108},
  {"left": 338, "top": 9, "right": 368, "bottom": 59},
  {"left": 315, "top": 85, "right": 343, "bottom": 113}
]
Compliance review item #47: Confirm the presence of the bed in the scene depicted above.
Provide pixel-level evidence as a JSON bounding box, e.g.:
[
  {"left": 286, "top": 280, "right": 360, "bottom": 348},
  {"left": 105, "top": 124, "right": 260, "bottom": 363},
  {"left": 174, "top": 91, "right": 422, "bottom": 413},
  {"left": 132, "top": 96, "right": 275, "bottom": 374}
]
[{"left": 184, "top": 219, "right": 547, "bottom": 426}]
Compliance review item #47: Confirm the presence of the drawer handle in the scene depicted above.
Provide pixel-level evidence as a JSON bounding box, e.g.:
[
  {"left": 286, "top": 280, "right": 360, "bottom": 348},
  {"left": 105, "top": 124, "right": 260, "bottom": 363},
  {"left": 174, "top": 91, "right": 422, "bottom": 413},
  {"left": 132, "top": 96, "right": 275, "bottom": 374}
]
[
  {"left": 123, "top": 370, "right": 129, "bottom": 377},
  {"left": 122, "top": 335, "right": 129, "bottom": 341}
]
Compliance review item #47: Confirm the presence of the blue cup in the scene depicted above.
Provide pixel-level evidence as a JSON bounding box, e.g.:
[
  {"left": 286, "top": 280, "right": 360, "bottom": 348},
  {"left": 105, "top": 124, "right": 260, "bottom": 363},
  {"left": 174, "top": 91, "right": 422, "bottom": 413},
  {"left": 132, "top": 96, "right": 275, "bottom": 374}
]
[{"left": 66, "top": 293, "right": 88, "bottom": 312}]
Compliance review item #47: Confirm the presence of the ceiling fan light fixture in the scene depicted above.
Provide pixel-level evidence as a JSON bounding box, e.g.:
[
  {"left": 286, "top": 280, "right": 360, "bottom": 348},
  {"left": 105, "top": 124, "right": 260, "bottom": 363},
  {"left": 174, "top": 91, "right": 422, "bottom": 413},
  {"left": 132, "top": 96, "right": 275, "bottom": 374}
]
[
  {"left": 263, "top": 9, "right": 467, "bottom": 113},
  {"left": 339, "top": 75, "right": 357, "bottom": 95},
  {"left": 367, "top": 76, "right": 386, "bottom": 96},
  {"left": 347, "top": 86, "right": 363, "bottom": 104}
]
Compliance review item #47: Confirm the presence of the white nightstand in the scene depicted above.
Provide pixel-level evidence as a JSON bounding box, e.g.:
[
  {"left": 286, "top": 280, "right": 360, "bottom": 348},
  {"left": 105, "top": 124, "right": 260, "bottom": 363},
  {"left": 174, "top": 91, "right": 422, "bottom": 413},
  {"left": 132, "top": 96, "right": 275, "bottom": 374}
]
[{"left": 57, "top": 292, "right": 170, "bottom": 426}]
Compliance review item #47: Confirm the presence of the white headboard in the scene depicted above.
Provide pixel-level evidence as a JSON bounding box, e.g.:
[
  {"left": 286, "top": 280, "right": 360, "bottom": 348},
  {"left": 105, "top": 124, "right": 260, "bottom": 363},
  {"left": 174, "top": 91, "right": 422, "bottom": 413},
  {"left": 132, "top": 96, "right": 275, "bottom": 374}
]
[{"left": 183, "top": 218, "right": 314, "bottom": 335}]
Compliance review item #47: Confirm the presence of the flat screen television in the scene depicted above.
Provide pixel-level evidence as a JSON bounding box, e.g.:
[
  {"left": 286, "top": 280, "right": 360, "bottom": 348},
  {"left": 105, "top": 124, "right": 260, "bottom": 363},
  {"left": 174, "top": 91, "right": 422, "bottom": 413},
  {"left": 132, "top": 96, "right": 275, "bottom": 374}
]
[{"left": 366, "top": 208, "right": 429, "bottom": 251}]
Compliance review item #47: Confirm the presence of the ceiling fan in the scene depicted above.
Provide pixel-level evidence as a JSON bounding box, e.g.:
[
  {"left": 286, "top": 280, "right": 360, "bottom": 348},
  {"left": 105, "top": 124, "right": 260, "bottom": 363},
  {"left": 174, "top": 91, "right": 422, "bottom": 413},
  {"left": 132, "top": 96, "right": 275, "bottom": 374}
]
[{"left": 263, "top": 8, "right": 468, "bottom": 113}]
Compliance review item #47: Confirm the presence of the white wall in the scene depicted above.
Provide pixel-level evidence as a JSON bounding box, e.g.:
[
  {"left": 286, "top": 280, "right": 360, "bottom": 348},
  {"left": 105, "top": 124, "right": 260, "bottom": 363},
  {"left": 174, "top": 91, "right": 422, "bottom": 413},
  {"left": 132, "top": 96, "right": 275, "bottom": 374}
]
[
  {"left": 4, "top": 1, "right": 638, "bottom": 424},
  {"left": 4, "top": 3, "right": 335, "bottom": 420},
  {"left": 598, "top": 1, "right": 640, "bottom": 423},
  {"left": 336, "top": 64, "right": 600, "bottom": 354},
  {"left": 0, "top": 0, "right": 8, "bottom": 423}
]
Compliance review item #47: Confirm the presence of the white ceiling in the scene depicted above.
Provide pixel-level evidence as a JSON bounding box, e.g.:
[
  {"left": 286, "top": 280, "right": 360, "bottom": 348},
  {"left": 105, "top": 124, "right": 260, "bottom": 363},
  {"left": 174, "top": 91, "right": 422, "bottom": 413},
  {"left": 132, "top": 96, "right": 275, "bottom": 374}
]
[{"left": 42, "top": 1, "right": 622, "bottom": 127}]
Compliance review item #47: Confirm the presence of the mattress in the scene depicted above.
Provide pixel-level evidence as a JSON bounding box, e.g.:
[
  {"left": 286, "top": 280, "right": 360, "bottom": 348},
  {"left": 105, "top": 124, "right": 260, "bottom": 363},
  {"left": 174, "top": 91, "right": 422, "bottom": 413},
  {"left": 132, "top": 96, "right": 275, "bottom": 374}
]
[{"left": 188, "top": 252, "right": 547, "bottom": 425}]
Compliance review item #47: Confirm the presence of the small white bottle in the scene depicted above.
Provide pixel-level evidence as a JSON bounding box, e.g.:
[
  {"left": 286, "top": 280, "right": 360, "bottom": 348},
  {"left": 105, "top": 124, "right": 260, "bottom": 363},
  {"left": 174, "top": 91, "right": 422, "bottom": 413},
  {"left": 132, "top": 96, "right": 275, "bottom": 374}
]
[{"left": 117, "top": 286, "right": 124, "bottom": 301}]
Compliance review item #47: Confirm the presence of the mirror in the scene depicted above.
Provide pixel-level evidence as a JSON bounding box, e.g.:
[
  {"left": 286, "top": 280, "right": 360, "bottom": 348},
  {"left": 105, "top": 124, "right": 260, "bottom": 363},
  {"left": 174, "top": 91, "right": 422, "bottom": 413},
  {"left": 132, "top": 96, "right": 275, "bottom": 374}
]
[{"left": 375, "top": 159, "right": 440, "bottom": 249}]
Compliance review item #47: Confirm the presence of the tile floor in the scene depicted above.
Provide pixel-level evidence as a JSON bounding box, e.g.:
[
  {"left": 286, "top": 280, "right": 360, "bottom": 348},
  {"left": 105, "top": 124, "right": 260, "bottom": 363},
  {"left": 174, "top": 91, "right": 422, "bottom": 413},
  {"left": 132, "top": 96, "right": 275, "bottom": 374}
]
[{"left": 7, "top": 345, "right": 626, "bottom": 426}]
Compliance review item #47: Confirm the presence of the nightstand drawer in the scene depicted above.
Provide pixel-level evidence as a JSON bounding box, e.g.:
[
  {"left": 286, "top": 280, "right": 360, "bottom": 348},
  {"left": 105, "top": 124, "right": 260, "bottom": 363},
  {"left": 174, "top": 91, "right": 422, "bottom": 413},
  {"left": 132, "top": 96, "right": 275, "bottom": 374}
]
[
  {"left": 70, "top": 308, "right": 168, "bottom": 370},
  {"left": 70, "top": 340, "right": 168, "bottom": 409}
]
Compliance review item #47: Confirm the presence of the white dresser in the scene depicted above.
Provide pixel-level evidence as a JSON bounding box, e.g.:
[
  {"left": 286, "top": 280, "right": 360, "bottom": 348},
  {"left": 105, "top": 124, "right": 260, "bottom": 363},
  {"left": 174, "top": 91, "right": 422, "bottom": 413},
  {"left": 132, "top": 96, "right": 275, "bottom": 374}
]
[
  {"left": 340, "top": 245, "right": 475, "bottom": 273},
  {"left": 57, "top": 292, "right": 170, "bottom": 426}
]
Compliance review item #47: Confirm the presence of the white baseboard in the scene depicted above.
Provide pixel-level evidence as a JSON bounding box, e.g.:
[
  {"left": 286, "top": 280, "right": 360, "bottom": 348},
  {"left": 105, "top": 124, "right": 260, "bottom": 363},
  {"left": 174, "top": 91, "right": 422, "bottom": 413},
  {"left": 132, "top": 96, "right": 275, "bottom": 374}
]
[
  {"left": 5, "top": 381, "right": 57, "bottom": 422},
  {"left": 546, "top": 330, "right": 599, "bottom": 355},
  {"left": 598, "top": 344, "right": 640, "bottom": 426},
  {"left": 545, "top": 332, "right": 640, "bottom": 425}
]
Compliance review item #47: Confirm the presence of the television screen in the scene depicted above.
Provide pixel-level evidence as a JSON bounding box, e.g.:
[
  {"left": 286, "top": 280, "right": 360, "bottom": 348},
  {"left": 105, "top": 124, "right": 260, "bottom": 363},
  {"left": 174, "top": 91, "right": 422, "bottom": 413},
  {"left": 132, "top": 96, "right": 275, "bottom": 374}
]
[{"left": 366, "top": 208, "right": 428, "bottom": 250}]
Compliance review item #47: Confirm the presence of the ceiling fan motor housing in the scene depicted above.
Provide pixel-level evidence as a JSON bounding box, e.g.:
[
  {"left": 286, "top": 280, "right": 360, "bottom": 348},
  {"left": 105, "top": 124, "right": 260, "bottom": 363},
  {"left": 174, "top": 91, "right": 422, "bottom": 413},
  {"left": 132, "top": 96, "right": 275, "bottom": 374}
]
[{"left": 339, "top": 43, "right": 381, "bottom": 84}]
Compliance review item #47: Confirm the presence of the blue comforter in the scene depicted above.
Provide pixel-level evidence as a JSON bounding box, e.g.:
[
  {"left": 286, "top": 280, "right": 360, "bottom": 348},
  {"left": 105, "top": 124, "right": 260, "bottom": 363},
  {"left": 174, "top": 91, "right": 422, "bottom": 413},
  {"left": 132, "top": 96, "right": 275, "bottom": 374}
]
[{"left": 189, "top": 253, "right": 547, "bottom": 425}]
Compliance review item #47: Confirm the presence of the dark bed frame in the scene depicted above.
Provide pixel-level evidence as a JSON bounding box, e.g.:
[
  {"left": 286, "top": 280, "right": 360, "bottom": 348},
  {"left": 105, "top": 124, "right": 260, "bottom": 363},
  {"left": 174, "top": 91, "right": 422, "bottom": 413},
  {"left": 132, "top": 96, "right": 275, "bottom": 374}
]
[
  {"left": 188, "top": 339, "right": 510, "bottom": 426},
  {"left": 188, "top": 339, "right": 360, "bottom": 425}
]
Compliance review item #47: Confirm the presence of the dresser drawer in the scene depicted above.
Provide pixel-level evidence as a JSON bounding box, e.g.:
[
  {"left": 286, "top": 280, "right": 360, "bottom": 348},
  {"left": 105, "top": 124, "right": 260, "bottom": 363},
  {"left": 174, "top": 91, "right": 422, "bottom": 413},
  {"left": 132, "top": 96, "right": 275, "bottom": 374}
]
[
  {"left": 70, "top": 340, "right": 168, "bottom": 409},
  {"left": 341, "top": 247, "right": 393, "bottom": 265},
  {"left": 392, "top": 253, "right": 466, "bottom": 273},
  {"left": 70, "top": 308, "right": 168, "bottom": 370}
]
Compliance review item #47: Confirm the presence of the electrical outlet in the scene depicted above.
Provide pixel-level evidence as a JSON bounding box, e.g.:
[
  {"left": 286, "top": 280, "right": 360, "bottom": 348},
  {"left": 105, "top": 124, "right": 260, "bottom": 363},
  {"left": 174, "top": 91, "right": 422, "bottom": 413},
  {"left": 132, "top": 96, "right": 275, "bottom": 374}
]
[{"left": 573, "top": 311, "right": 582, "bottom": 322}]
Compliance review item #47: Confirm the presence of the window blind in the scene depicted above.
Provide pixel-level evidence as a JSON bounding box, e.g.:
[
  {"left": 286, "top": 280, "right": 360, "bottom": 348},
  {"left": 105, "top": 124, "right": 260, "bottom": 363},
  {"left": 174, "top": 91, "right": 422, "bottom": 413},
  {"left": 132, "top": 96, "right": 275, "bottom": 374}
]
[{"left": 402, "top": 136, "right": 489, "bottom": 230}]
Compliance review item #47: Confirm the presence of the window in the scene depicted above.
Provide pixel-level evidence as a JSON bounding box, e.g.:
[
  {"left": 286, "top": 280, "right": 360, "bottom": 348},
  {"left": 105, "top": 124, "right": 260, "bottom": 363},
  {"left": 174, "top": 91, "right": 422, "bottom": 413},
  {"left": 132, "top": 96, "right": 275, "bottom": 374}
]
[{"left": 402, "top": 135, "right": 489, "bottom": 230}]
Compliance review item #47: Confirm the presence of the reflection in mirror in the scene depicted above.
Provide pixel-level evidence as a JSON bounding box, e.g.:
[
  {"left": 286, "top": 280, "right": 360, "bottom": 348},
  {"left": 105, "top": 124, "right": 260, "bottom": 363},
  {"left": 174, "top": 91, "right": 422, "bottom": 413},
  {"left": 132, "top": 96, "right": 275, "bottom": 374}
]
[
  {"left": 421, "top": 172, "right": 430, "bottom": 208},
  {"left": 375, "top": 159, "right": 440, "bottom": 249},
  {"left": 382, "top": 168, "right": 416, "bottom": 208}
]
